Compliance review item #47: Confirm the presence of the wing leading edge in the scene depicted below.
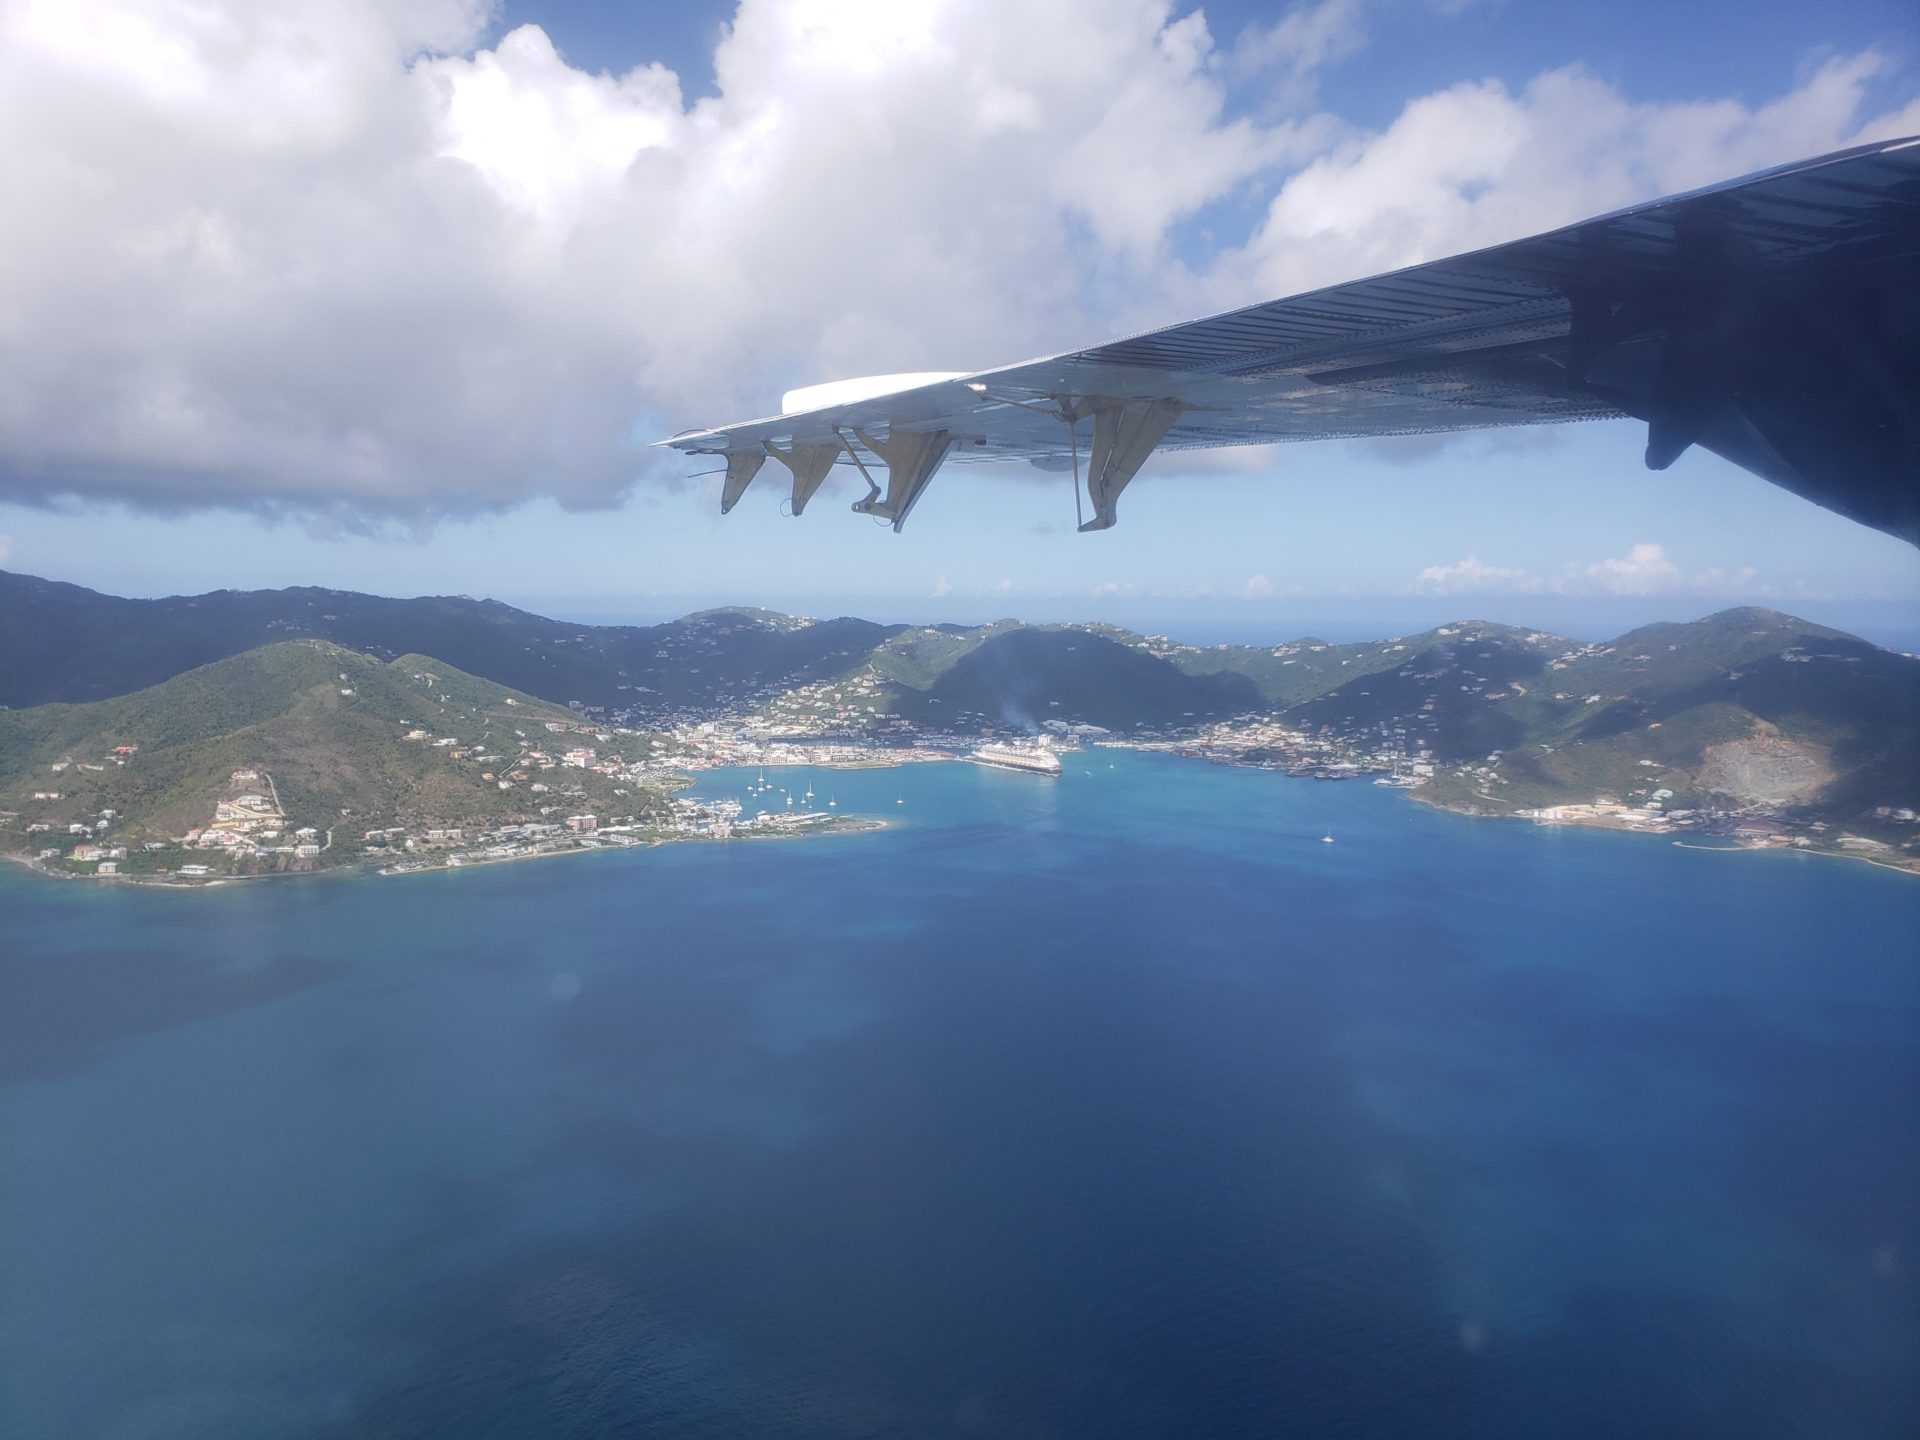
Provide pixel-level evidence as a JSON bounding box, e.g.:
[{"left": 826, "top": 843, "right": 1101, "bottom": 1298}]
[{"left": 660, "top": 137, "right": 1920, "bottom": 545}]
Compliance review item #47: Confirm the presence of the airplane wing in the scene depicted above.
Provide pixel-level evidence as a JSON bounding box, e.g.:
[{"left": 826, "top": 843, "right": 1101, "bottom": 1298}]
[{"left": 660, "top": 137, "right": 1920, "bottom": 545}]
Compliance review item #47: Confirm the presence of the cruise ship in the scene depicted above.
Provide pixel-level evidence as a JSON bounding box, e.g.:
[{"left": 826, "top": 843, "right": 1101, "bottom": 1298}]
[{"left": 966, "top": 740, "right": 1063, "bottom": 777}]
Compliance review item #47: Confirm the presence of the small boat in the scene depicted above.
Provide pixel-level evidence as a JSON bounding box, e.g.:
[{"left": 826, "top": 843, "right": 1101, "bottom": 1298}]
[
  {"left": 828, "top": 796, "right": 837, "bottom": 808},
  {"left": 896, "top": 795, "right": 904, "bottom": 805},
  {"left": 1322, "top": 832, "right": 1335, "bottom": 844}
]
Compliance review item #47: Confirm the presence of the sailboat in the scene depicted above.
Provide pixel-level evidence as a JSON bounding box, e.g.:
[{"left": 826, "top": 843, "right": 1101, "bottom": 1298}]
[
  {"left": 827, "top": 795, "right": 837, "bottom": 808},
  {"left": 1322, "top": 831, "right": 1335, "bottom": 844}
]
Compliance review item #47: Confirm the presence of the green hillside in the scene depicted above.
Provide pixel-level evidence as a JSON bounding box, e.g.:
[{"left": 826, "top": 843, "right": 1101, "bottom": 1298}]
[
  {"left": 0, "top": 570, "right": 905, "bottom": 715},
  {"left": 891, "top": 627, "right": 1263, "bottom": 730},
  {"left": 864, "top": 621, "right": 1014, "bottom": 689},
  {"left": 1170, "top": 632, "right": 1429, "bottom": 705},
  {"left": 0, "top": 641, "right": 660, "bottom": 878},
  {"left": 1284, "top": 622, "right": 1568, "bottom": 761},
  {"left": 4, "top": 574, "right": 1915, "bottom": 853},
  {"left": 1284, "top": 609, "right": 1920, "bottom": 831},
  {"left": 0, "top": 573, "right": 1409, "bottom": 723}
]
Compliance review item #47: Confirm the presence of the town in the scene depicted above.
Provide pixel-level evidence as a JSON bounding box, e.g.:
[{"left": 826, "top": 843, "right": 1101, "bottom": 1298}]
[
  {"left": 14, "top": 675, "right": 1920, "bottom": 881},
  {"left": 7, "top": 610, "right": 1917, "bottom": 883}
]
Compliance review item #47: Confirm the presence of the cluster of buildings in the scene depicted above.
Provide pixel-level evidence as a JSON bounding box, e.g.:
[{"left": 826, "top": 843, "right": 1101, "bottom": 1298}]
[
  {"left": 176, "top": 771, "right": 325, "bottom": 861},
  {"left": 648, "top": 723, "right": 949, "bottom": 772},
  {"left": 379, "top": 818, "right": 639, "bottom": 873},
  {"left": 374, "top": 790, "right": 865, "bottom": 875},
  {"left": 20, "top": 763, "right": 328, "bottom": 876},
  {"left": 1153, "top": 714, "right": 1437, "bottom": 784},
  {"left": 751, "top": 666, "right": 902, "bottom": 734},
  {"left": 63, "top": 828, "right": 129, "bottom": 873},
  {"left": 1513, "top": 800, "right": 1689, "bottom": 832},
  {"left": 17, "top": 740, "right": 141, "bottom": 872},
  {"left": 17, "top": 617, "right": 1915, "bottom": 880}
]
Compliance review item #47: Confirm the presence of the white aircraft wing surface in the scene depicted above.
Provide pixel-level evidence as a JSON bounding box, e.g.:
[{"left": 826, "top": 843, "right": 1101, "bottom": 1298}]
[{"left": 661, "top": 137, "right": 1920, "bottom": 544}]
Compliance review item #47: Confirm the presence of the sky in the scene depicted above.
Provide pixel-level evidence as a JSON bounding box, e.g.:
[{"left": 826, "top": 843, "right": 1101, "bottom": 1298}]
[{"left": 1, "top": 0, "right": 1917, "bottom": 642}]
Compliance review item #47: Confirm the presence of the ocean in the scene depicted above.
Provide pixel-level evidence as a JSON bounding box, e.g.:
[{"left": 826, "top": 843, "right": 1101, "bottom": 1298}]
[{"left": 2, "top": 752, "right": 1916, "bottom": 1438}]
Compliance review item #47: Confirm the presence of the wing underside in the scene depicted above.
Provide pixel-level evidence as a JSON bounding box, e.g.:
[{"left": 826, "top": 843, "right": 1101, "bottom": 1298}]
[{"left": 662, "top": 137, "right": 1920, "bottom": 544}]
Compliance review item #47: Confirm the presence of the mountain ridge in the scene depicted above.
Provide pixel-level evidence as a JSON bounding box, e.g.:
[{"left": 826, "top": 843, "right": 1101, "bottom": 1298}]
[
  {"left": 5, "top": 571, "right": 1916, "bottom": 870},
  {"left": 14, "top": 570, "right": 1893, "bottom": 723}
]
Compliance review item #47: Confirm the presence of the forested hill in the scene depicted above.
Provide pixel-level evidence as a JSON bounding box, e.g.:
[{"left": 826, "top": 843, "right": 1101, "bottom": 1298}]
[
  {"left": 5, "top": 572, "right": 1916, "bottom": 850},
  {"left": 4, "top": 576, "right": 1914, "bottom": 810},
  {"left": 0, "top": 640, "right": 652, "bottom": 873},
  {"left": 1285, "top": 609, "right": 1919, "bottom": 825},
  {"left": 0, "top": 571, "right": 900, "bottom": 712},
  {"left": 2, "top": 570, "right": 1386, "bottom": 722},
  {"left": 889, "top": 628, "right": 1264, "bottom": 729}
]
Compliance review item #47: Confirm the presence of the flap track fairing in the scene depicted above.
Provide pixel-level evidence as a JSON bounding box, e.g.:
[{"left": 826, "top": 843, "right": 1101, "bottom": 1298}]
[
  {"left": 849, "top": 427, "right": 956, "bottom": 532},
  {"left": 763, "top": 440, "right": 842, "bottom": 515},
  {"left": 718, "top": 451, "right": 767, "bottom": 514},
  {"left": 1077, "top": 398, "right": 1187, "bottom": 533}
]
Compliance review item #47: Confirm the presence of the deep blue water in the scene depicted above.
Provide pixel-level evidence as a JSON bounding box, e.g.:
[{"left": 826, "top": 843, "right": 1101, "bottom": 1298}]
[{"left": 2, "top": 752, "right": 1916, "bottom": 1438}]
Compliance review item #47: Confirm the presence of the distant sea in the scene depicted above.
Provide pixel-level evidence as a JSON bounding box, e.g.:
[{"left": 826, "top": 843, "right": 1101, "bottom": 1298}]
[{"left": 3, "top": 753, "right": 1916, "bottom": 1438}]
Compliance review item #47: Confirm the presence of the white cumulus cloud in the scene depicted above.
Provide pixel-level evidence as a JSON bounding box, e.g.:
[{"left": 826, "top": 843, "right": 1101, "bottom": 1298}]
[
  {"left": 1570, "top": 541, "right": 1681, "bottom": 595},
  {"left": 1415, "top": 541, "right": 1783, "bottom": 597},
  {"left": 1413, "top": 554, "right": 1542, "bottom": 594},
  {"left": 1210, "top": 51, "right": 1920, "bottom": 309},
  {"left": 0, "top": 1, "right": 1913, "bottom": 523},
  {"left": 1242, "top": 573, "right": 1277, "bottom": 598}
]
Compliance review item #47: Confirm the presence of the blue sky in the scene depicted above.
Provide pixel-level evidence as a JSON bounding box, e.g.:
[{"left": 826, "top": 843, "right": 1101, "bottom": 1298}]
[
  {"left": 1, "top": 0, "right": 1916, "bottom": 641},
  {"left": 513, "top": 0, "right": 1920, "bottom": 123}
]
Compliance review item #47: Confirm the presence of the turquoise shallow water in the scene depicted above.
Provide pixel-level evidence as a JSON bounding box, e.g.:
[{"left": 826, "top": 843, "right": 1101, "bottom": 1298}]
[{"left": 1, "top": 751, "right": 1916, "bottom": 1437}]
